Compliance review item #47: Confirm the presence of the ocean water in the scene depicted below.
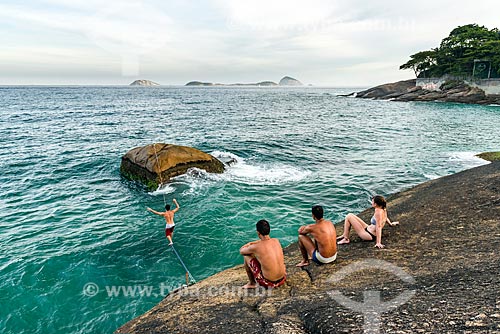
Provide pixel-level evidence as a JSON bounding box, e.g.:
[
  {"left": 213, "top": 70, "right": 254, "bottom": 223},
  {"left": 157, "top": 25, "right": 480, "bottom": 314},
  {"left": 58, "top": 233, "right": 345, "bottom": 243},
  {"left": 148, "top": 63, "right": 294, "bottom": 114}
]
[{"left": 0, "top": 86, "right": 498, "bottom": 333}]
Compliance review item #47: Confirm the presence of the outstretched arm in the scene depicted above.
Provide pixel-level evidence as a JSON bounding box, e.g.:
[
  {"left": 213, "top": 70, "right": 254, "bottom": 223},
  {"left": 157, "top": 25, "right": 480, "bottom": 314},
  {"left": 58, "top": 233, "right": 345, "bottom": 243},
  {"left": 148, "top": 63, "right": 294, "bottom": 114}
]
[
  {"left": 172, "top": 199, "right": 180, "bottom": 213},
  {"left": 386, "top": 217, "right": 399, "bottom": 226},
  {"left": 147, "top": 207, "right": 163, "bottom": 216}
]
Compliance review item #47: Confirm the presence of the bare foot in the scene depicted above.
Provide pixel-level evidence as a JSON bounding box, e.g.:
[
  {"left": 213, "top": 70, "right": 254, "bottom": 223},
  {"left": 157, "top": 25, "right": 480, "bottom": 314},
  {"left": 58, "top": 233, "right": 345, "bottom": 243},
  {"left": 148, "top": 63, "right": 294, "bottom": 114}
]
[
  {"left": 242, "top": 283, "right": 258, "bottom": 289},
  {"left": 337, "top": 238, "right": 350, "bottom": 245},
  {"left": 336, "top": 235, "right": 346, "bottom": 241},
  {"left": 295, "top": 261, "right": 310, "bottom": 267}
]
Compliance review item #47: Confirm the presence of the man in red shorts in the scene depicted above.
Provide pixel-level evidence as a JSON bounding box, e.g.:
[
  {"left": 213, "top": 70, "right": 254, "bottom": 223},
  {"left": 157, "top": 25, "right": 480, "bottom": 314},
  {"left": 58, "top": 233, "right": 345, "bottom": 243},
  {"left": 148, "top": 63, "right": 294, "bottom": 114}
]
[
  {"left": 240, "top": 219, "right": 286, "bottom": 289},
  {"left": 147, "top": 199, "right": 180, "bottom": 246}
]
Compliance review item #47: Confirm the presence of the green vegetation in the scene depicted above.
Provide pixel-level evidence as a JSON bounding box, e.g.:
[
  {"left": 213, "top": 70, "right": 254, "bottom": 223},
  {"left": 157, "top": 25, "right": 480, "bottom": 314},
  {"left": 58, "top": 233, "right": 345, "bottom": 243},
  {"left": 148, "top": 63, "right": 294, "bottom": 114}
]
[
  {"left": 400, "top": 24, "right": 500, "bottom": 79},
  {"left": 120, "top": 166, "right": 159, "bottom": 190},
  {"left": 476, "top": 151, "right": 500, "bottom": 162}
]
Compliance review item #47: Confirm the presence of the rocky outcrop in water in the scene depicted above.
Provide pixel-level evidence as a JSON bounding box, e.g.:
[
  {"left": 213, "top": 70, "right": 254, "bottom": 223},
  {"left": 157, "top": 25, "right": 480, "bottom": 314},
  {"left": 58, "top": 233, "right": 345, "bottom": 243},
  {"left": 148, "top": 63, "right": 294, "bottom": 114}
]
[
  {"left": 184, "top": 76, "right": 305, "bottom": 87},
  {"left": 253, "top": 81, "right": 278, "bottom": 86},
  {"left": 116, "top": 160, "right": 500, "bottom": 333},
  {"left": 278, "top": 76, "right": 303, "bottom": 86},
  {"left": 353, "top": 79, "right": 500, "bottom": 105},
  {"left": 185, "top": 81, "right": 217, "bottom": 86},
  {"left": 354, "top": 79, "right": 417, "bottom": 99},
  {"left": 129, "top": 80, "right": 160, "bottom": 86},
  {"left": 120, "top": 144, "right": 224, "bottom": 190}
]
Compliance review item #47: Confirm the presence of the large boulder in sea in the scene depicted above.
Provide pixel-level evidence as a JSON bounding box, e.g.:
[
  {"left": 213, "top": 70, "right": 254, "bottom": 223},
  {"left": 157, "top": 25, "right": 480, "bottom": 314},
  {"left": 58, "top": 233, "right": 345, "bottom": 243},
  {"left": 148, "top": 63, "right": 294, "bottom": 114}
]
[
  {"left": 278, "top": 76, "right": 303, "bottom": 86},
  {"left": 120, "top": 144, "right": 225, "bottom": 190}
]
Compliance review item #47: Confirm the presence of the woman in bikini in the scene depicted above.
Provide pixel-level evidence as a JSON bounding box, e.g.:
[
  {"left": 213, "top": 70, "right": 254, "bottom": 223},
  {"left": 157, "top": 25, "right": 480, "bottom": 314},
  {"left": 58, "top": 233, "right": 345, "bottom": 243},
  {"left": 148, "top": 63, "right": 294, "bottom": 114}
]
[{"left": 337, "top": 195, "right": 398, "bottom": 249}]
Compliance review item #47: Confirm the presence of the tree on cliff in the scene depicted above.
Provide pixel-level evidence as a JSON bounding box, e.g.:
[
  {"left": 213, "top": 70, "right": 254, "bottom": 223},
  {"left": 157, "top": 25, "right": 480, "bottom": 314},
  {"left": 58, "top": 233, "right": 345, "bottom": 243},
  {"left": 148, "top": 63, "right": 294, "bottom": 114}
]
[
  {"left": 399, "top": 50, "right": 438, "bottom": 77},
  {"left": 400, "top": 24, "right": 500, "bottom": 78}
]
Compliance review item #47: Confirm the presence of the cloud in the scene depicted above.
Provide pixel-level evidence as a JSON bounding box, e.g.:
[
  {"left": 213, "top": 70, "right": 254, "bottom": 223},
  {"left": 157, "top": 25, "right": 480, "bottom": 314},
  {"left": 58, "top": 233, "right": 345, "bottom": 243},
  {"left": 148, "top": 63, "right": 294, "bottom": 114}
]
[
  {"left": 84, "top": 2, "right": 175, "bottom": 75},
  {"left": 216, "top": 0, "right": 336, "bottom": 31},
  {"left": 0, "top": 4, "right": 83, "bottom": 33},
  {"left": 0, "top": 1, "right": 178, "bottom": 76},
  {"left": 0, "top": 2, "right": 176, "bottom": 49},
  {"left": 2, "top": 0, "right": 500, "bottom": 84},
  {"left": 84, "top": 3, "right": 173, "bottom": 52}
]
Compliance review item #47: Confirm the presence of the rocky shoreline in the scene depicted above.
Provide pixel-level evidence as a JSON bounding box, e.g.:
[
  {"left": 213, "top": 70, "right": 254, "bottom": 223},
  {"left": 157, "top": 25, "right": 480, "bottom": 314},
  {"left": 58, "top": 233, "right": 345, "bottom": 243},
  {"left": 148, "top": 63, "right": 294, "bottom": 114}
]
[
  {"left": 351, "top": 79, "right": 500, "bottom": 105},
  {"left": 116, "top": 159, "right": 499, "bottom": 334}
]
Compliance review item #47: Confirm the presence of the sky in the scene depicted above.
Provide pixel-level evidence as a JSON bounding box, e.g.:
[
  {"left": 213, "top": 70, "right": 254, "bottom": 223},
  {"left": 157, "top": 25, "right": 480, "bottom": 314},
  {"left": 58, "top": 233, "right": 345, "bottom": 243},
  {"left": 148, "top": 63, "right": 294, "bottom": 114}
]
[{"left": 1, "top": 0, "right": 499, "bottom": 86}]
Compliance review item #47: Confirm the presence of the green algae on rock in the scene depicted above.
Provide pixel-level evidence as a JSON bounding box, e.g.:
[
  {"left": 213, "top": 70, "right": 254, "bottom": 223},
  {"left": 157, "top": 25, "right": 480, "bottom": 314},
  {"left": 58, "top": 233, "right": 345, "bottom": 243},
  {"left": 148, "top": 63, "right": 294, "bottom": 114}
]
[{"left": 476, "top": 151, "right": 500, "bottom": 162}]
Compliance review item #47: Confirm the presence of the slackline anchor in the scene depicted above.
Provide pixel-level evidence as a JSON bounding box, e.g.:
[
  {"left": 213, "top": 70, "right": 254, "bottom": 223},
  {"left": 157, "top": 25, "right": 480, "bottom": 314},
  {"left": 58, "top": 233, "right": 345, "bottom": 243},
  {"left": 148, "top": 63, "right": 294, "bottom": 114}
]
[{"left": 171, "top": 244, "right": 196, "bottom": 285}]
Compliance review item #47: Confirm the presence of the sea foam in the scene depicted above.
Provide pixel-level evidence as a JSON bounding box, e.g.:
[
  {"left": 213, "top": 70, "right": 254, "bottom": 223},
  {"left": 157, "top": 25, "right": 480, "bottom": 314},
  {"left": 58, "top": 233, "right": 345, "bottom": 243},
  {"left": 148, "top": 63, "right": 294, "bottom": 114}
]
[
  {"left": 448, "top": 151, "right": 490, "bottom": 166},
  {"left": 164, "top": 150, "right": 312, "bottom": 196},
  {"left": 210, "top": 150, "right": 311, "bottom": 185}
]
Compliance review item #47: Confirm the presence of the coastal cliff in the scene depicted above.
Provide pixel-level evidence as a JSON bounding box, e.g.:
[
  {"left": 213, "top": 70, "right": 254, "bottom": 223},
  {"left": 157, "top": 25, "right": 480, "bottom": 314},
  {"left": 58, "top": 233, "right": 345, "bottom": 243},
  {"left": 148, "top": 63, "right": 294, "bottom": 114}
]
[
  {"left": 352, "top": 23, "right": 500, "bottom": 105},
  {"left": 353, "top": 79, "right": 500, "bottom": 105},
  {"left": 116, "top": 159, "right": 500, "bottom": 333}
]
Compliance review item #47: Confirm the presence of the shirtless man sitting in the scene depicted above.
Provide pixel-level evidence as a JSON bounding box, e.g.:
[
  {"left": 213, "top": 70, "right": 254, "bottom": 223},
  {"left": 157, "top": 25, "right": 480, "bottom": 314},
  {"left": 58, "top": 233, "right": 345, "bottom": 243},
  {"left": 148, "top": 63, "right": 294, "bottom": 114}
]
[
  {"left": 147, "top": 199, "right": 180, "bottom": 246},
  {"left": 240, "top": 220, "right": 287, "bottom": 289},
  {"left": 296, "top": 205, "right": 337, "bottom": 267}
]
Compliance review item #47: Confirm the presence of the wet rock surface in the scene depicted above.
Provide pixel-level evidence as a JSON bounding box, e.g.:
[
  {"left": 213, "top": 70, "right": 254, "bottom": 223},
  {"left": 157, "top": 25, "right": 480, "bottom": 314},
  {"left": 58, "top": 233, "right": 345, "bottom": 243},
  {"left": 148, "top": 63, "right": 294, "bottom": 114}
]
[
  {"left": 120, "top": 143, "right": 225, "bottom": 190},
  {"left": 116, "top": 162, "right": 500, "bottom": 333}
]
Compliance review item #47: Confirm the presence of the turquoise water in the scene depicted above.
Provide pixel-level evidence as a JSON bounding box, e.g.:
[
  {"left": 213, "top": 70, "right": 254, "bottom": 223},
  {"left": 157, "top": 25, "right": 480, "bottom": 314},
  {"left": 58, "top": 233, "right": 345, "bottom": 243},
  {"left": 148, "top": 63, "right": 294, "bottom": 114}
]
[{"left": 0, "top": 86, "right": 498, "bottom": 333}]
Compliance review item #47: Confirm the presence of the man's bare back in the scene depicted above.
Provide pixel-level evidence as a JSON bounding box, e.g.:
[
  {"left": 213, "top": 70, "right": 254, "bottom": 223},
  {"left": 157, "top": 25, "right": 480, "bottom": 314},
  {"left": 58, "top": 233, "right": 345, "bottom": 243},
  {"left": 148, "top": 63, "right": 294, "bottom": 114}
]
[
  {"left": 162, "top": 210, "right": 175, "bottom": 227},
  {"left": 240, "top": 220, "right": 287, "bottom": 289},
  {"left": 305, "top": 220, "right": 337, "bottom": 257},
  {"left": 243, "top": 238, "right": 286, "bottom": 281},
  {"left": 297, "top": 205, "right": 337, "bottom": 267},
  {"left": 147, "top": 199, "right": 180, "bottom": 245}
]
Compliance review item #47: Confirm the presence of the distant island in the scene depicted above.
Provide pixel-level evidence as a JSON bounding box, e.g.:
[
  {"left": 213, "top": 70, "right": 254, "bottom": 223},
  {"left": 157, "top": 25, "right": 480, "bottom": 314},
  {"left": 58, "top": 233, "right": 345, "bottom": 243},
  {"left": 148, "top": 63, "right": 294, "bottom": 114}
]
[
  {"left": 129, "top": 80, "right": 160, "bottom": 86},
  {"left": 350, "top": 24, "right": 500, "bottom": 105},
  {"left": 127, "top": 77, "right": 305, "bottom": 87},
  {"left": 278, "top": 76, "right": 303, "bottom": 86},
  {"left": 185, "top": 81, "right": 277, "bottom": 87},
  {"left": 185, "top": 76, "right": 303, "bottom": 87}
]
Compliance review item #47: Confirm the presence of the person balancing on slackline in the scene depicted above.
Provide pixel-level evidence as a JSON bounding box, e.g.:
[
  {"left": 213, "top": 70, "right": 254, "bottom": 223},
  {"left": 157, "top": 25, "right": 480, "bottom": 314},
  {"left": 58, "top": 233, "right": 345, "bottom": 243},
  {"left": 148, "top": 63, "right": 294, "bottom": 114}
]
[{"left": 147, "top": 199, "right": 180, "bottom": 246}]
